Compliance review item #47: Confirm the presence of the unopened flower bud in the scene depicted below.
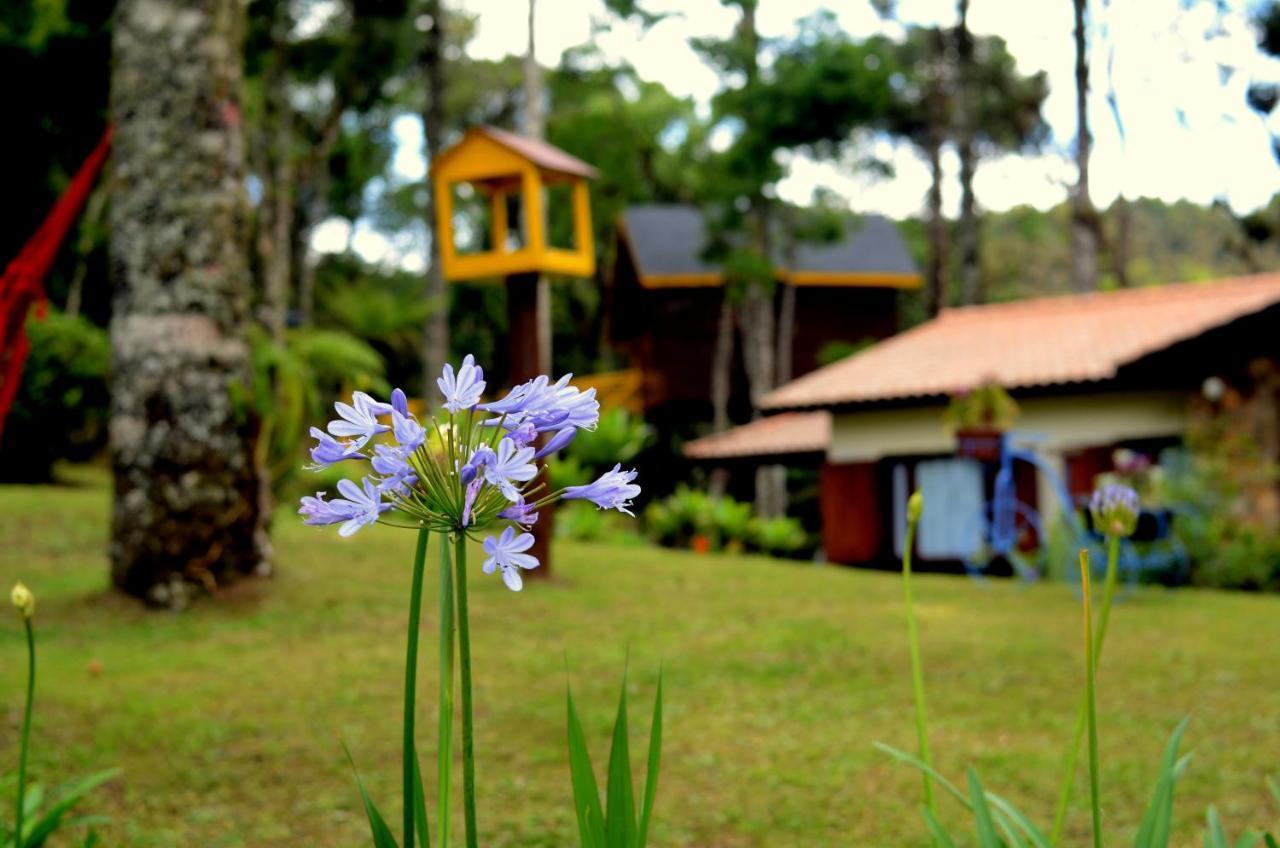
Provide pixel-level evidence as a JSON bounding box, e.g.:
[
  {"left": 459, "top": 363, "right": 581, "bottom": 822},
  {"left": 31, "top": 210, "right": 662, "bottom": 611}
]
[
  {"left": 907, "top": 491, "right": 924, "bottom": 524},
  {"left": 10, "top": 582, "right": 35, "bottom": 619},
  {"left": 1090, "top": 483, "right": 1140, "bottom": 538}
]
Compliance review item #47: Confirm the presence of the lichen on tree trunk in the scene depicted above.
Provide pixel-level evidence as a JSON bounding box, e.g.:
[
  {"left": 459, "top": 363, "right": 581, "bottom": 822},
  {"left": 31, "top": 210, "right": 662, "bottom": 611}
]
[{"left": 109, "top": 0, "right": 270, "bottom": 609}]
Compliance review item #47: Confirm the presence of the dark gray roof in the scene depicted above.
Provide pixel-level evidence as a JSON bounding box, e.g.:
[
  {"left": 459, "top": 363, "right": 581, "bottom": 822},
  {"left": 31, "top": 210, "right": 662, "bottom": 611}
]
[{"left": 620, "top": 203, "right": 919, "bottom": 279}]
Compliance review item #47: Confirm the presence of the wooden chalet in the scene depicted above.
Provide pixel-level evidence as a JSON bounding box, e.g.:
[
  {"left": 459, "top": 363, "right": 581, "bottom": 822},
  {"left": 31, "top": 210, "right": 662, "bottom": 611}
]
[{"left": 609, "top": 204, "right": 921, "bottom": 425}]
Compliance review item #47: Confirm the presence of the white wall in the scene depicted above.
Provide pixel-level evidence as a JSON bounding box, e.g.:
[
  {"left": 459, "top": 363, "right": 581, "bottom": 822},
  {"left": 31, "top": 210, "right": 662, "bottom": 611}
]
[{"left": 829, "top": 390, "right": 1189, "bottom": 463}]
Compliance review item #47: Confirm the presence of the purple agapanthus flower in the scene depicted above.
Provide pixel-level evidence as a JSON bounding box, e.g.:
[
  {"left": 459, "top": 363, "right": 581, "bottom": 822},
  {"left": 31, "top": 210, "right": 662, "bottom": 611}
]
[
  {"left": 459, "top": 444, "right": 497, "bottom": 485},
  {"left": 328, "top": 392, "right": 391, "bottom": 449},
  {"left": 499, "top": 499, "right": 539, "bottom": 529},
  {"left": 482, "top": 526, "right": 539, "bottom": 591},
  {"left": 481, "top": 375, "right": 549, "bottom": 416},
  {"left": 308, "top": 427, "right": 363, "bottom": 467},
  {"left": 564, "top": 464, "right": 641, "bottom": 515},
  {"left": 534, "top": 426, "right": 577, "bottom": 459},
  {"left": 392, "top": 409, "right": 425, "bottom": 451},
  {"left": 483, "top": 438, "right": 538, "bottom": 501},
  {"left": 330, "top": 477, "right": 390, "bottom": 536},
  {"left": 1090, "top": 482, "right": 1140, "bottom": 538},
  {"left": 371, "top": 445, "right": 417, "bottom": 494},
  {"left": 508, "top": 421, "right": 538, "bottom": 448},
  {"left": 438, "top": 354, "right": 486, "bottom": 413},
  {"left": 299, "top": 492, "right": 356, "bottom": 526},
  {"left": 461, "top": 478, "right": 482, "bottom": 527}
]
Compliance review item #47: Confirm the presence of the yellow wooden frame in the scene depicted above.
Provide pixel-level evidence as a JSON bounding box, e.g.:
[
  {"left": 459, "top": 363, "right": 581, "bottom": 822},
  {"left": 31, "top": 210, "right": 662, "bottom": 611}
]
[{"left": 431, "top": 130, "right": 595, "bottom": 282}]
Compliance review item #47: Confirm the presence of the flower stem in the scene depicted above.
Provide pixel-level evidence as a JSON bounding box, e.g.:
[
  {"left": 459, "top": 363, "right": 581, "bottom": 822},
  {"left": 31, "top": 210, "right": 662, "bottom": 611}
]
[
  {"left": 453, "top": 534, "right": 479, "bottom": 848},
  {"left": 1080, "top": 549, "right": 1104, "bottom": 848},
  {"left": 14, "top": 617, "right": 34, "bottom": 846},
  {"left": 1049, "top": 535, "right": 1120, "bottom": 845},
  {"left": 900, "top": 497, "right": 937, "bottom": 822},
  {"left": 437, "top": 535, "right": 456, "bottom": 848},
  {"left": 403, "top": 526, "right": 430, "bottom": 848}
]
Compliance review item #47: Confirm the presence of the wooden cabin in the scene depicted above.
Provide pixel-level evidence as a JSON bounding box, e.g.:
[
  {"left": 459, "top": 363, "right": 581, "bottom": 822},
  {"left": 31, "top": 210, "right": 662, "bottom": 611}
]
[{"left": 609, "top": 204, "right": 921, "bottom": 426}]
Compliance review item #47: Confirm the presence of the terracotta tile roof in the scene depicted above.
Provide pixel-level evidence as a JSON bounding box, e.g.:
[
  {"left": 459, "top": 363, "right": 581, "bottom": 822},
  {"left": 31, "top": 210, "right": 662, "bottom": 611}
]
[
  {"left": 763, "top": 272, "right": 1280, "bottom": 410},
  {"left": 684, "top": 412, "right": 831, "bottom": 460},
  {"left": 478, "top": 126, "right": 599, "bottom": 179}
]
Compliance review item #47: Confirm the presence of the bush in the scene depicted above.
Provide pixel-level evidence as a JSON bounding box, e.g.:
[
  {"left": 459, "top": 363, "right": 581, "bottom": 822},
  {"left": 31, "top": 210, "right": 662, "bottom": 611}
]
[
  {"left": 0, "top": 310, "right": 110, "bottom": 482},
  {"left": 748, "top": 516, "right": 810, "bottom": 559},
  {"left": 555, "top": 500, "right": 645, "bottom": 544},
  {"left": 642, "top": 486, "right": 758, "bottom": 553}
]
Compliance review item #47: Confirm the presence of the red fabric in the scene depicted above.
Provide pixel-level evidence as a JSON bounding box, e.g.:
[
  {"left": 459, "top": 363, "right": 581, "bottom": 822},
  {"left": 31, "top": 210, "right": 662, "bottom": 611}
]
[{"left": 0, "top": 126, "right": 113, "bottom": 440}]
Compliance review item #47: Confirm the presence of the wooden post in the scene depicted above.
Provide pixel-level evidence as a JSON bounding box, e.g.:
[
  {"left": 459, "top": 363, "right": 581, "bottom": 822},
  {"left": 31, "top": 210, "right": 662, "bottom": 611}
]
[{"left": 507, "top": 271, "right": 554, "bottom": 576}]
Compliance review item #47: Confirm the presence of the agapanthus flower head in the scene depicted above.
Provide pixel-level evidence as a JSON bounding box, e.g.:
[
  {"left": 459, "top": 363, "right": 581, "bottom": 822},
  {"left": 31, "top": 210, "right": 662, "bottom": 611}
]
[
  {"left": 564, "top": 464, "right": 641, "bottom": 515},
  {"left": 297, "top": 359, "right": 639, "bottom": 591},
  {"left": 1090, "top": 483, "right": 1140, "bottom": 538},
  {"left": 10, "top": 582, "right": 35, "bottom": 619}
]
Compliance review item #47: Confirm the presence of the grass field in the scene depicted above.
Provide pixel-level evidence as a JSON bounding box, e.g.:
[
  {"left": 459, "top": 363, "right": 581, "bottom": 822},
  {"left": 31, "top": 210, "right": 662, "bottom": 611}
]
[{"left": 1, "top": 468, "right": 1277, "bottom": 846}]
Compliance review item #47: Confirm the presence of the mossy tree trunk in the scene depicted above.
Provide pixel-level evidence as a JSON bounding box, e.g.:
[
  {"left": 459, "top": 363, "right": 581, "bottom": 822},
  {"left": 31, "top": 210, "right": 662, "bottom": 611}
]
[{"left": 109, "top": 0, "right": 270, "bottom": 609}]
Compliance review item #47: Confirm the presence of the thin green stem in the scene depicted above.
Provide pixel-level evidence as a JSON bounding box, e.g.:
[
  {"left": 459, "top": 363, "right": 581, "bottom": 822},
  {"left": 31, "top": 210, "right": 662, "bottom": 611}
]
[
  {"left": 1080, "top": 550, "right": 1104, "bottom": 848},
  {"left": 453, "top": 535, "right": 479, "bottom": 848},
  {"left": 437, "top": 537, "right": 456, "bottom": 848},
  {"left": 1050, "top": 535, "right": 1121, "bottom": 846},
  {"left": 403, "top": 527, "right": 431, "bottom": 848},
  {"left": 901, "top": 498, "right": 937, "bottom": 822},
  {"left": 14, "top": 617, "right": 35, "bottom": 846}
]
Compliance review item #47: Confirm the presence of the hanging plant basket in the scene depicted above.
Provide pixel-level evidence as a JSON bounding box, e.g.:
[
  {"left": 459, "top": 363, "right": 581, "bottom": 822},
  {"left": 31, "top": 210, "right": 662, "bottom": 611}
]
[{"left": 956, "top": 426, "right": 1005, "bottom": 461}]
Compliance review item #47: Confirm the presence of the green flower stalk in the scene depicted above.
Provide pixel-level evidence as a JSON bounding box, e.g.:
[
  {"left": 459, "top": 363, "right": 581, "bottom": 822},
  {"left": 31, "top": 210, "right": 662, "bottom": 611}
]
[
  {"left": 900, "top": 492, "right": 938, "bottom": 822},
  {"left": 11, "top": 582, "right": 36, "bottom": 847},
  {"left": 1050, "top": 484, "right": 1139, "bottom": 846}
]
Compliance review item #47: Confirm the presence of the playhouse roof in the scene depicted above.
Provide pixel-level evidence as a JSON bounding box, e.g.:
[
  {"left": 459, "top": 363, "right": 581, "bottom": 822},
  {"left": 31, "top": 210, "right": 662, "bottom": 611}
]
[
  {"left": 618, "top": 204, "right": 920, "bottom": 288},
  {"left": 684, "top": 412, "right": 831, "bottom": 461},
  {"left": 763, "top": 272, "right": 1280, "bottom": 411},
  {"left": 430, "top": 126, "right": 599, "bottom": 180}
]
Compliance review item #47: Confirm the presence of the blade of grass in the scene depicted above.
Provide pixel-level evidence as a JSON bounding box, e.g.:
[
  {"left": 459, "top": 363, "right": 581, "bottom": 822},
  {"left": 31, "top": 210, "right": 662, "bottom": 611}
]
[
  {"left": 1080, "top": 550, "right": 1104, "bottom": 848},
  {"left": 637, "top": 669, "right": 663, "bottom": 848},
  {"left": 967, "top": 770, "right": 1002, "bottom": 848},
  {"left": 566, "top": 682, "right": 607, "bottom": 848},
  {"left": 344, "top": 745, "right": 401, "bottom": 848},
  {"left": 21, "top": 769, "right": 119, "bottom": 848},
  {"left": 873, "top": 743, "right": 970, "bottom": 809},
  {"left": 922, "top": 808, "right": 959, "bottom": 848},
  {"left": 1134, "top": 718, "right": 1190, "bottom": 848},
  {"left": 1206, "top": 806, "right": 1228, "bottom": 848},
  {"left": 412, "top": 746, "right": 430, "bottom": 848},
  {"left": 605, "top": 665, "right": 637, "bottom": 848},
  {"left": 987, "top": 792, "right": 1051, "bottom": 848}
]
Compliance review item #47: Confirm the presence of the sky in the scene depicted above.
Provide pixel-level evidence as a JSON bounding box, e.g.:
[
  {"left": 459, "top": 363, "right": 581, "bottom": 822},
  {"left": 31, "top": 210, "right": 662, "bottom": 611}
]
[{"left": 319, "top": 0, "right": 1280, "bottom": 269}]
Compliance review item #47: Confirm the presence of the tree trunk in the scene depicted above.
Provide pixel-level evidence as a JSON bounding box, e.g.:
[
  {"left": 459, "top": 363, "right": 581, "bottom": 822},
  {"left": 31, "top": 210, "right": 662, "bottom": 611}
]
[
  {"left": 265, "top": 107, "right": 293, "bottom": 342},
  {"left": 109, "top": 0, "right": 270, "bottom": 609},
  {"left": 420, "top": 0, "right": 449, "bottom": 393},
  {"left": 924, "top": 27, "right": 949, "bottom": 317},
  {"left": 955, "top": 1, "right": 982, "bottom": 304},
  {"left": 1111, "top": 197, "right": 1131, "bottom": 287},
  {"left": 1071, "top": 0, "right": 1099, "bottom": 292}
]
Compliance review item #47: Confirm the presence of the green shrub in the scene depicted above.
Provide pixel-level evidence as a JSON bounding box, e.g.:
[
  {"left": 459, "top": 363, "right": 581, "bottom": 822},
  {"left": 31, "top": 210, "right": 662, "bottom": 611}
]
[
  {"left": 556, "top": 500, "right": 645, "bottom": 545},
  {"left": 748, "top": 516, "right": 810, "bottom": 559},
  {"left": 0, "top": 310, "right": 110, "bottom": 482},
  {"left": 642, "top": 487, "right": 758, "bottom": 552}
]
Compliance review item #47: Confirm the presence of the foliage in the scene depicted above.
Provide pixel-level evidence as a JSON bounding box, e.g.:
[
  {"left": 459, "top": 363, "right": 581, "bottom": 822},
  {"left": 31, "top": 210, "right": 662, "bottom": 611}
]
[
  {"left": 249, "top": 327, "right": 388, "bottom": 498},
  {"left": 815, "top": 338, "right": 875, "bottom": 368},
  {"left": 566, "top": 668, "right": 662, "bottom": 848},
  {"left": 556, "top": 501, "right": 645, "bottom": 546},
  {"left": 565, "top": 410, "right": 654, "bottom": 471},
  {"left": 943, "top": 381, "right": 1020, "bottom": 431},
  {"left": 0, "top": 310, "right": 109, "bottom": 483},
  {"left": 747, "top": 516, "right": 809, "bottom": 559},
  {"left": 1163, "top": 398, "right": 1280, "bottom": 592}
]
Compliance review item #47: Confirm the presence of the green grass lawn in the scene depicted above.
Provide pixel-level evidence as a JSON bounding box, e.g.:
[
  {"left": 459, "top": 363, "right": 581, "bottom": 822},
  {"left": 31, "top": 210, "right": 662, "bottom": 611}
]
[{"left": 1, "top": 468, "right": 1277, "bottom": 846}]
